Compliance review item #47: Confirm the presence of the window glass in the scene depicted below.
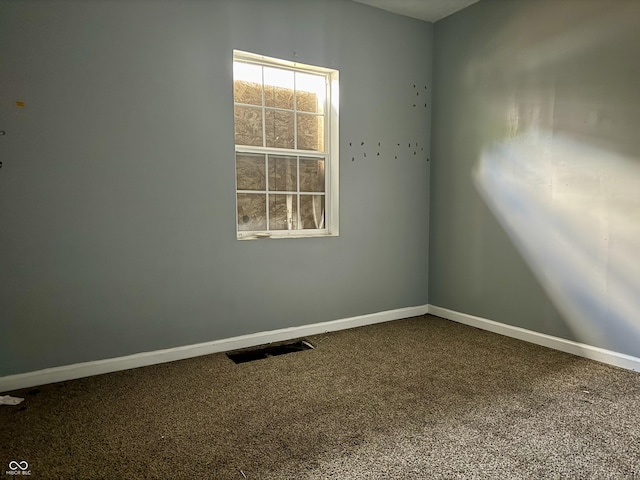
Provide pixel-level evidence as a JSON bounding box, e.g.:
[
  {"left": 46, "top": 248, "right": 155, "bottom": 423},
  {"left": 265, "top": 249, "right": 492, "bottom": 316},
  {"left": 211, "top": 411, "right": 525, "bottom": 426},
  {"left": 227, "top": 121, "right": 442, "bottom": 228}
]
[
  {"left": 236, "top": 154, "right": 266, "bottom": 191},
  {"left": 237, "top": 193, "right": 266, "bottom": 231}
]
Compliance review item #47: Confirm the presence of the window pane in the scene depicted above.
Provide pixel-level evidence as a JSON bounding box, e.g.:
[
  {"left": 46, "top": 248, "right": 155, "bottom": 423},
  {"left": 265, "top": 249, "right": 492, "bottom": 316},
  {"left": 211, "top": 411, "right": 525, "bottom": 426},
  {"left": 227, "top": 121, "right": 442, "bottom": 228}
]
[
  {"left": 233, "top": 62, "right": 263, "bottom": 106},
  {"left": 237, "top": 193, "right": 266, "bottom": 231},
  {"left": 236, "top": 153, "right": 265, "bottom": 191},
  {"left": 234, "top": 105, "right": 263, "bottom": 146},
  {"left": 269, "top": 194, "right": 297, "bottom": 230},
  {"left": 268, "top": 155, "right": 297, "bottom": 192},
  {"left": 234, "top": 80, "right": 262, "bottom": 106},
  {"left": 299, "top": 157, "right": 325, "bottom": 192},
  {"left": 265, "top": 109, "right": 295, "bottom": 149},
  {"left": 295, "top": 72, "right": 325, "bottom": 114},
  {"left": 300, "top": 195, "right": 325, "bottom": 229},
  {"left": 297, "top": 113, "right": 324, "bottom": 151},
  {"left": 264, "top": 67, "right": 294, "bottom": 110}
]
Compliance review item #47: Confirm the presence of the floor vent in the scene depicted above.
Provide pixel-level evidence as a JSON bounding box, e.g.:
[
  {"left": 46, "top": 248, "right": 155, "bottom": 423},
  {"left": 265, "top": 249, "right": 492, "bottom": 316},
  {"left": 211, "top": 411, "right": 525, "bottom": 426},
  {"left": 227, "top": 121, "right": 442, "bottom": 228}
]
[{"left": 226, "top": 340, "right": 314, "bottom": 364}]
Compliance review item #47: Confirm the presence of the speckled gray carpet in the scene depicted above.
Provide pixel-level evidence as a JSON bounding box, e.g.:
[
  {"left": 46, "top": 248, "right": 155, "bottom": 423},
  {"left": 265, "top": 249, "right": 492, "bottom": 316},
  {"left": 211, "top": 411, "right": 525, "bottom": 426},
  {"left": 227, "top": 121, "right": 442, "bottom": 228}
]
[{"left": 2, "top": 315, "right": 640, "bottom": 479}]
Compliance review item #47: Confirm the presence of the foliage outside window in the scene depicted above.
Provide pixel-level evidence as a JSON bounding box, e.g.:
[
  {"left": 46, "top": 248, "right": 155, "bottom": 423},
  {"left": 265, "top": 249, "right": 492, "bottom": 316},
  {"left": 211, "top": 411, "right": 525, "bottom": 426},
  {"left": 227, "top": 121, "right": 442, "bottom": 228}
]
[{"left": 233, "top": 50, "right": 339, "bottom": 239}]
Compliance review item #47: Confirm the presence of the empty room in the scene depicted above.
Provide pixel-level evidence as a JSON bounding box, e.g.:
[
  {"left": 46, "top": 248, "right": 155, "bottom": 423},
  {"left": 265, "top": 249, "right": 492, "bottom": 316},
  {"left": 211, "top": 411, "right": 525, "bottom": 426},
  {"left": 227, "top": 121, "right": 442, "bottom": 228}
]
[{"left": 1, "top": 0, "right": 639, "bottom": 478}]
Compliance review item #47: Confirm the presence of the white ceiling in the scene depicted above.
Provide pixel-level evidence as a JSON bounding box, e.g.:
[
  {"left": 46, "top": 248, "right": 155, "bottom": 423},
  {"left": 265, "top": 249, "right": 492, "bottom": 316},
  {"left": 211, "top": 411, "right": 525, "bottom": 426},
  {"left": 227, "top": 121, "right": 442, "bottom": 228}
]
[{"left": 353, "top": 0, "right": 480, "bottom": 23}]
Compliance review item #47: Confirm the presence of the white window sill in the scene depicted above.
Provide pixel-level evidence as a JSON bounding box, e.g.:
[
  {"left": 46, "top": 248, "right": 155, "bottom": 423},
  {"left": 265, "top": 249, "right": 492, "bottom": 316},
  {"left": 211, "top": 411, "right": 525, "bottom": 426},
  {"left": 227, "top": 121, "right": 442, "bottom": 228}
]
[{"left": 237, "top": 231, "right": 338, "bottom": 240}]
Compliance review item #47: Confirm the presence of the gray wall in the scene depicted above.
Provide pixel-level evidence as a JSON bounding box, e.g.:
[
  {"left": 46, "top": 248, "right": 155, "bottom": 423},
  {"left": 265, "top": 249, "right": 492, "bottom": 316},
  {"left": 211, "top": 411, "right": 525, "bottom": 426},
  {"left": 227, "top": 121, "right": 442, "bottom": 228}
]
[
  {"left": 0, "top": 0, "right": 432, "bottom": 376},
  {"left": 430, "top": 0, "right": 640, "bottom": 356}
]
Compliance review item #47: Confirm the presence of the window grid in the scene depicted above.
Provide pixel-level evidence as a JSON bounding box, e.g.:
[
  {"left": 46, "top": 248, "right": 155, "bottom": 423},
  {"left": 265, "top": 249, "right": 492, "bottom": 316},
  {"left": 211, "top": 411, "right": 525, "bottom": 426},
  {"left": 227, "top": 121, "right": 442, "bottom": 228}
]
[
  {"left": 261, "top": 67, "right": 266, "bottom": 158},
  {"left": 293, "top": 68, "right": 298, "bottom": 151},
  {"left": 234, "top": 102, "right": 324, "bottom": 117},
  {"left": 235, "top": 145, "right": 328, "bottom": 157},
  {"left": 296, "top": 151, "right": 300, "bottom": 228},
  {"left": 234, "top": 61, "right": 326, "bottom": 153},
  {"left": 236, "top": 153, "right": 326, "bottom": 232},
  {"left": 264, "top": 146, "right": 269, "bottom": 231},
  {"left": 234, "top": 50, "right": 337, "bottom": 239}
]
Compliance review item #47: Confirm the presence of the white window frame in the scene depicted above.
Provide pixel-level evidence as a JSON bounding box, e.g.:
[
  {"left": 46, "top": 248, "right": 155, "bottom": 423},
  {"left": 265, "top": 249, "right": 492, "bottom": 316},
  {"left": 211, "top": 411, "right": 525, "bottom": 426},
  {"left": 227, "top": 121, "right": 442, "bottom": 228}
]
[{"left": 233, "top": 50, "right": 339, "bottom": 240}]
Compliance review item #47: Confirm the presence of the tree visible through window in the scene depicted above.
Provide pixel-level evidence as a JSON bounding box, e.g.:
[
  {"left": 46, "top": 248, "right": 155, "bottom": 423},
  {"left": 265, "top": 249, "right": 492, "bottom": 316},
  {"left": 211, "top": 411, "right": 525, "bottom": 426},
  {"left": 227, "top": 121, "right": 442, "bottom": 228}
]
[{"left": 233, "top": 51, "right": 339, "bottom": 239}]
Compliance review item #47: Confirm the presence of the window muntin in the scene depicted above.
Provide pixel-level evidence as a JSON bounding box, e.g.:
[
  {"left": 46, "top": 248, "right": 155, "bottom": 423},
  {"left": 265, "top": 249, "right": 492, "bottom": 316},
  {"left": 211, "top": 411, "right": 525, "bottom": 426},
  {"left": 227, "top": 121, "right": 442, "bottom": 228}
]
[{"left": 233, "top": 51, "right": 338, "bottom": 239}]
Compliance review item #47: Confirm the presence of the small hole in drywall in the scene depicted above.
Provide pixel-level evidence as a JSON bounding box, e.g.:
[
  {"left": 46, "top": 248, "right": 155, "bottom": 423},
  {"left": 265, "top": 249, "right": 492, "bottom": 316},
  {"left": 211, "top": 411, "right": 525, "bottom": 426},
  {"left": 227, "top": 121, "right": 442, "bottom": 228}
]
[{"left": 227, "top": 340, "right": 314, "bottom": 364}]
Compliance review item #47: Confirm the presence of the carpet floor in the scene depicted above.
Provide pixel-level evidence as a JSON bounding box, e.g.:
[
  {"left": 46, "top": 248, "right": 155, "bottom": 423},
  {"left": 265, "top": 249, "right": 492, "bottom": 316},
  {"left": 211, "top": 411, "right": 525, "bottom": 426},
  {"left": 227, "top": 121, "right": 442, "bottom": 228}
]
[{"left": 1, "top": 315, "right": 640, "bottom": 479}]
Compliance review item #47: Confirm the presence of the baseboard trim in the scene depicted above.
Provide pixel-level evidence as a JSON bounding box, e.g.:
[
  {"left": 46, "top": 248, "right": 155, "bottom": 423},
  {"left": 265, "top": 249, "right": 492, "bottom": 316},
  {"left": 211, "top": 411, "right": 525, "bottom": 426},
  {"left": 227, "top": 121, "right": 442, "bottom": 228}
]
[
  {"left": 0, "top": 304, "right": 429, "bottom": 393},
  {"left": 428, "top": 304, "right": 640, "bottom": 372},
  {"left": 6, "top": 303, "right": 634, "bottom": 393}
]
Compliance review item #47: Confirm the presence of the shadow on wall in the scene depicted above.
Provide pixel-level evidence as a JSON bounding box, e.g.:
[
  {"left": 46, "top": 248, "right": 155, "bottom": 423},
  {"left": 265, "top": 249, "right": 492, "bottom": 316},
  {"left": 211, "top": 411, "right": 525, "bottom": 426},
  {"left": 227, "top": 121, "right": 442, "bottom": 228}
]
[
  {"left": 464, "top": 0, "right": 640, "bottom": 155},
  {"left": 465, "top": 1, "right": 640, "bottom": 356}
]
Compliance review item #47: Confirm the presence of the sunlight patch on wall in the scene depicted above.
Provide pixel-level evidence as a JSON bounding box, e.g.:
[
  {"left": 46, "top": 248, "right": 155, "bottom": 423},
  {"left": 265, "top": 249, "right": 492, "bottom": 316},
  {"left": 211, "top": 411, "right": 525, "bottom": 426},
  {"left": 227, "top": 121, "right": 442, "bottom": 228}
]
[{"left": 475, "top": 133, "right": 640, "bottom": 353}]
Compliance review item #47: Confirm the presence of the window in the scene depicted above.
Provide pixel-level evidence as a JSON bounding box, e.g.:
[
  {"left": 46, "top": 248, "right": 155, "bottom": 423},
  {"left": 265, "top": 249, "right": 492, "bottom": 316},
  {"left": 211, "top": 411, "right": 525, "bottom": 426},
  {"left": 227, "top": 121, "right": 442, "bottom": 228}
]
[{"left": 233, "top": 50, "right": 339, "bottom": 239}]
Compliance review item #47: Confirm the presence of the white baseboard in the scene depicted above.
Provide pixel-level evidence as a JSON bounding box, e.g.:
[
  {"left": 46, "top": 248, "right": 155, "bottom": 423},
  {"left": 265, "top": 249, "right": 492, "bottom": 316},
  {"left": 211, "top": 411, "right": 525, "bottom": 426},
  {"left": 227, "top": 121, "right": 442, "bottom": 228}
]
[
  {"left": 428, "top": 304, "right": 640, "bottom": 373},
  {"left": 5, "top": 303, "right": 635, "bottom": 393},
  {"left": 0, "top": 304, "right": 429, "bottom": 393}
]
